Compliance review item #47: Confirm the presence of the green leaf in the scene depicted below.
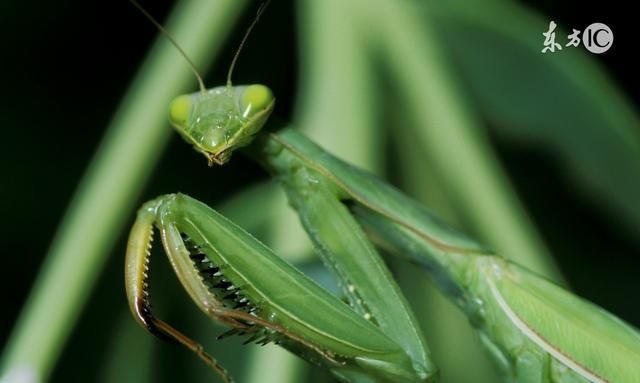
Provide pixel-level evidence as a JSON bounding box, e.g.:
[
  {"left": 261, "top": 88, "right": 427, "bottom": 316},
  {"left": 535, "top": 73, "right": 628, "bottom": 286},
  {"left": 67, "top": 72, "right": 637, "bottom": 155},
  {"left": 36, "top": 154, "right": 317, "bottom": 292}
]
[{"left": 431, "top": 1, "right": 640, "bottom": 240}]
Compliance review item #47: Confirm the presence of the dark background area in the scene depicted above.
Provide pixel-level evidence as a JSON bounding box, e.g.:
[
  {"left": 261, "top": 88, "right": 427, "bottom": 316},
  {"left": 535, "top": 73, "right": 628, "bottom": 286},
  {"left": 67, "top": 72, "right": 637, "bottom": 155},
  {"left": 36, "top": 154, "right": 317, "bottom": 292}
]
[{"left": 0, "top": 0, "right": 637, "bottom": 381}]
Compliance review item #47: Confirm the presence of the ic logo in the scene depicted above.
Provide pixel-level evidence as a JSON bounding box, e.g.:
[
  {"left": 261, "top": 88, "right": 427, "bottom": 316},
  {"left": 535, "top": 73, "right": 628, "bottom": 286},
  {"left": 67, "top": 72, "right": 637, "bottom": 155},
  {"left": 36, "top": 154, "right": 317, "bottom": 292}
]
[{"left": 582, "top": 23, "right": 613, "bottom": 54}]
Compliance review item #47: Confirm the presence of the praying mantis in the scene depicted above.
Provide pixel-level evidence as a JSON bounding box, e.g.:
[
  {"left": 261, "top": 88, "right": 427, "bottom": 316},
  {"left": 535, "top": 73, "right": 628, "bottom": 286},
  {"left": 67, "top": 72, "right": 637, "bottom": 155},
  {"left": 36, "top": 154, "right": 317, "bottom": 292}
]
[{"left": 125, "top": 1, "right": 640, "bottom": 382}]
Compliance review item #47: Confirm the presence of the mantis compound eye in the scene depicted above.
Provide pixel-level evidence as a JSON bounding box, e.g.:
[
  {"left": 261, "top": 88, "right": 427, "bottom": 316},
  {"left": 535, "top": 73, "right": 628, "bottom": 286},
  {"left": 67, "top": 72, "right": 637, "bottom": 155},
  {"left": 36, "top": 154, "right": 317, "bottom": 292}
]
[
  {"left": 239, "top": 84, "right": 274, "bottom": 118},
  {"left": 169, "top": 94, "right": 193, "bottom": 127}
]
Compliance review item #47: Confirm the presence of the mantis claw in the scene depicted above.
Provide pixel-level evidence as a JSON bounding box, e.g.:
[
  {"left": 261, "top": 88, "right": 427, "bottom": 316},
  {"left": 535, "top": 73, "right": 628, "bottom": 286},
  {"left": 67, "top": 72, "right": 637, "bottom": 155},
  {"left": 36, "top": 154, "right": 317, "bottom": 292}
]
[{"left": 125, "top": 197, "right": 235, "bottom": 383}]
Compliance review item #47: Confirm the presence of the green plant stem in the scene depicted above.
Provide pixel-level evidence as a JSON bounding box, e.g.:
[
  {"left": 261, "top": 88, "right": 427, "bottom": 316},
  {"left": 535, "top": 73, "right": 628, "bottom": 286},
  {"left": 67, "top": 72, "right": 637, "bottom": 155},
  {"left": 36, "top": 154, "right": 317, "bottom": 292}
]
[
  {"left": 0, "top": 1, "right": 248, "bottom": 381},
  {"left": 296, "top": 0, "right": 380, "bottom": 171},
  {"left": 100, "top": 310, "right": 154, "bottom": 383}
]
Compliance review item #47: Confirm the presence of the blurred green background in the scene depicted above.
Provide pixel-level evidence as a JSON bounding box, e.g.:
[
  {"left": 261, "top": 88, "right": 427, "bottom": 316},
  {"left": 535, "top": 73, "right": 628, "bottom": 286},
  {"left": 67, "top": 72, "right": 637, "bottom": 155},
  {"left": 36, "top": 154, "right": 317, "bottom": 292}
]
[{"left": 0, "top": 0, "right": 638, "bottom": 382}]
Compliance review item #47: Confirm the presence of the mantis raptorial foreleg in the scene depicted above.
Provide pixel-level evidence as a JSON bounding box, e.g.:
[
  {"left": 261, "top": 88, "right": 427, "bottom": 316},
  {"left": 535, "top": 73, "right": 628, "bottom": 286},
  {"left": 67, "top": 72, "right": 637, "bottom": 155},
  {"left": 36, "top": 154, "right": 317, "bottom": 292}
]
[
  {"left": 126, "top": 194, "right": 434, "bottom": 382},
  {"left": 126, "top": 1, "right": 640, "bottom": 382}
]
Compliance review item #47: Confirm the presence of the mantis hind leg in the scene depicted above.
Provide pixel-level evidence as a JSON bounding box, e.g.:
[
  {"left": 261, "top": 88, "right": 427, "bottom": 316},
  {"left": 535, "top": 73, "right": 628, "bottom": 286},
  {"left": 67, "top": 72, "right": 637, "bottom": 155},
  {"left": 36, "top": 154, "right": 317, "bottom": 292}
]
[{"left": 125, "top": 198, "right": 236, "bottom": 383}]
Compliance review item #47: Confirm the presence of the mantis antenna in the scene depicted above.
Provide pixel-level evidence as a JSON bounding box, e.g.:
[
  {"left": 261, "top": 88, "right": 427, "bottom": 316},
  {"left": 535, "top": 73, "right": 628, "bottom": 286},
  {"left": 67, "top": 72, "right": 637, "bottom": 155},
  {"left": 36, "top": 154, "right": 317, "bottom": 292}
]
[
  {"left": 129, "top": 0, "right": 207, "bottom": 94},
  {"left": 226, "top": 0, "right": 271, "bottom": 90}
]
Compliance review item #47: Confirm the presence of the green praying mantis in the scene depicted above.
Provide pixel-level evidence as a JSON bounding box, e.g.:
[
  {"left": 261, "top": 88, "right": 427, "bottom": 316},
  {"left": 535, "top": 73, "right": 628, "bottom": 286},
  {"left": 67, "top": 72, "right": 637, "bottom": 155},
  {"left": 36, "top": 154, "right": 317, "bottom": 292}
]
[{"left": 125, "top": 1, "right": 640, "bottom": 382}]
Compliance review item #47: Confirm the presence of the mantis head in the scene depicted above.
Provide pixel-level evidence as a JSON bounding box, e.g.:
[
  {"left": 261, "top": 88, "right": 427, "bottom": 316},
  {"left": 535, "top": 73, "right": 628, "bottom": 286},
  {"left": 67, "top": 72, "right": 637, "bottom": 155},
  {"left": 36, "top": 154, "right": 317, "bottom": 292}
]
[
  {"left": 128, "top": 0, "right": 273, "bottom": 166},
  {"left": 165, "top": 0, "right": 273, "bottom": 166},
  {"left": 169, "top": 84, "right": 275, "bottom": 165}
]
